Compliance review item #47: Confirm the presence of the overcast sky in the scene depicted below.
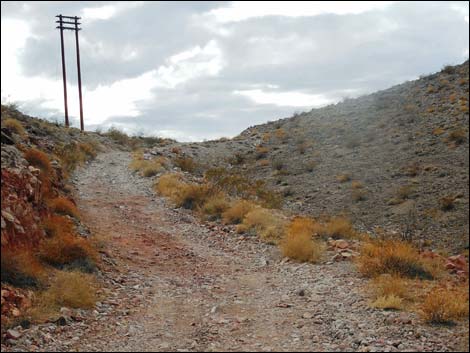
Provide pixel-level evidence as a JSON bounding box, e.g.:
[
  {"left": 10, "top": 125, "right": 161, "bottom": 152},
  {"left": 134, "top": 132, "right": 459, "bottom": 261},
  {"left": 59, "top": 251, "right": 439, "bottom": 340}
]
[{"left": 1, "top": 1, "right": 469, "bottom": 141}]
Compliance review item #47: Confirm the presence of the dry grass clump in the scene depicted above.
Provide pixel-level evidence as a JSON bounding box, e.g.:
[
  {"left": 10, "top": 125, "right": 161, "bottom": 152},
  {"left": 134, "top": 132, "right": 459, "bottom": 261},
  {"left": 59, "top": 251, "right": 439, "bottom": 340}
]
[
  {"left": 1, "top": 247, "right": 45, "bottom": 288},
  {"left": 174, "top": 156, "right": 197, "bottom": 173},
  {"left": 371, "top": 295, "right": 404, "bottom": 310},
  {"left": 420, "top": 285, "right": 469, "bottom": 324},
  {"left": 439, "top": 195, "right": 456, "bottom": 211},
  {"left": 323, "top": 217, "right": 356, "bottom": 239},
  {"left": 274, "top": 128, "right": 288, "bottom": 141},
  {"left": 105, "top": 127, "right": 131, "bottom": 146},
  {"left": 370, "top": 274, "right": 410, "bottom": 300},
  {"left": 37, "top": 271, "right": 97, "bottom": 309},
  {"left": 47, "top": 197, "right": 79, "bottom": 218},
  {"left": 351, "top": 180, "right": 363, "bottom": 189},
  {"left": 446, "top": 128, "right": 467, "bottom": 144},
  {"left": 388, "top": 185, "right": 414, "bottom": 205},
  {"left": 258, "top": 159, "right": 270, "bottom": 167},
  {"left": 42, "top": 215, "right": 74, "bottom": 238},
  {"left": 432, "top": 127, "right": 446, "bottom": 136},
  {"left": 337, "top": 174, "right": 351, "bottom": 183},
  {"left": 256, "top": 145, "right": 269, "bottom": 159},
  {"left": 24, "top": 148, "right": 52, "bottom": 175},
  {"left": 154, "top": 173, "right": 186, "bottom": 200},
  {"left": 78, "top": 142, "right": 98, "bottom": 159},
  {"left": 39, "top": 231, "right": 96, "bottom": 272},
  {"left": 155, "top": 173, "right": 211, "bottom": 209},
  {"left": 3, "top": 118, "right": 27, "bottom": 137},
  {"left": 222, "top": 200, "right": 257, "bottom": 224},
  {"left": 356, "top": 239, "right": 438, "bottom": 280},
  {"left": 280, "top": 217, "right": 325, "bottom": 263},
  {"left": 238, "top": 208, "right": 286, "bottom": 244},
  {"left": 130, "top": 156, "right": 165, "bottom": 177},
  {"left": 352, "top": 189, "right": 367, "bottom": 202},
  {"left": 200, "top": 193, "right": 231, "bottom": 219}
]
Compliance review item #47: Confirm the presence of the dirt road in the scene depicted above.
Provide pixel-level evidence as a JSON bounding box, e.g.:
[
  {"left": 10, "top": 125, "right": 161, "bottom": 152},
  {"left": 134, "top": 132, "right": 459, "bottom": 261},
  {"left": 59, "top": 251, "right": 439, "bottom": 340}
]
[{"left": 13, "top": 151, "right": 464, "bottom": 352}]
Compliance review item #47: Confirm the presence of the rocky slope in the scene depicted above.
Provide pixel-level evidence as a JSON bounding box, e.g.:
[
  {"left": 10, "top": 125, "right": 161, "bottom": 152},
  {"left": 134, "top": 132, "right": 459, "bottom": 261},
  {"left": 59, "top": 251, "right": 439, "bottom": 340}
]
[{"left": 148, "top": 61, "right": 469, "bottom": 252}]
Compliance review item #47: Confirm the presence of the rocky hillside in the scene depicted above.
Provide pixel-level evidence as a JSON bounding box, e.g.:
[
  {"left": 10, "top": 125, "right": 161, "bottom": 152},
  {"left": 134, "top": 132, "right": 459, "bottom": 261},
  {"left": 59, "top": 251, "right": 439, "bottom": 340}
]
[{"left": 147, "top": 61, "right": 469, "bottom": 252}]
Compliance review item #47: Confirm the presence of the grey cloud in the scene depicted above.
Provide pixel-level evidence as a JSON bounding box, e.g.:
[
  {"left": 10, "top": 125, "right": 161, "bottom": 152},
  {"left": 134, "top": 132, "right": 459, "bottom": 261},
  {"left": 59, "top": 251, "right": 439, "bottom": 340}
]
[{"left": 2, "top": 1, "right": 469, "bottom": 141}]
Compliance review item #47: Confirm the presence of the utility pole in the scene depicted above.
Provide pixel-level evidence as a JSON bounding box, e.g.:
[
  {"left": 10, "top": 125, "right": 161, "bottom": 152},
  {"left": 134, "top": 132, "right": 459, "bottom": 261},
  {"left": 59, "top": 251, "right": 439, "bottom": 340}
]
[{"left": 56, "top": 15, "right": 84, "bottom": 131}]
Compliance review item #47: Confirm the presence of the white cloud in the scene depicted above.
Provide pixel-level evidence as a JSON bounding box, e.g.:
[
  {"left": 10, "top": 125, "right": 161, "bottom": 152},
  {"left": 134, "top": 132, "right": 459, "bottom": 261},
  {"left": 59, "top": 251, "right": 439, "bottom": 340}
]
[
  {"left": 209, "top": 1, "right": 396, "bottom": 22},
  {"left": 80, "top": 2, "right": 145, "bottom": 22},
  {"left": 156, "top": 40, "right": 224, "bottom": 88},
  {"left": 234, "top": 89, "right": 334, "bottom": 108}
]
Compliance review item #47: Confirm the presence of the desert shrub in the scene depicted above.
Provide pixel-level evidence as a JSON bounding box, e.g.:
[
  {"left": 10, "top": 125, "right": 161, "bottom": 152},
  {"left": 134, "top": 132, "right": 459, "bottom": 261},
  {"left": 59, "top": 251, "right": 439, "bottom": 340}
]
[
  {"left": 131, "top": 156, "right": 165, "bottom": 177},
  {"left": 352, "top": 189, "right": 367, "bottom": 202},
  {"left": 47, "top": 197, "right": 79, "bottom": 218},
  {"left": 397, "top": 185, "right": 414, "bottom": 200},
  {"left": 420, "top": 286, "right": 469, "bottom": 324},
  {"left": 274, "top": 128, "right": 288, "bottom": 142},
  {"left": 439, "top": 196, "right": 456, "bottom": 211},
  {"left": 39, "top": 231, "right": 96, "bottom": 272},
  {"left": 222, "top": 200, "right": 257, "bottom": 224},
  {"left": 447, "top": 129, "right": 467, "bottom": 144},
  {"left": 432, "top": 127, "right": 446, "bottom": 136},
  {"left": 200, "top": 193, "right": 231, "bottom": 219},
  {"left": 370, "top": 274, "right": 410, "bottom": 300},
  {"left": 262, "top": 132, "right": 271, "bottom": 142},
  {"left": 171, "top": 146, "right": 182, "bottom": 154},
  {"left": 337, "top": 174, "right": 351, "bottom": 183},
  {"left": 154, "top": 173, "right": 186, "bottom": 200},
  {"left": 24, "top": 148, "right": 52, "bottom": 175},
  {"left": 280, "top": 217, "right": 325, "bottom": 263},
  {"left": 371, "top": 295, "right": 403, "bottom": 310},
  {"left": 176, "top": 184, "right": 212, "bottom": 209},
  {"left": 323, "top": 217, "right": 356, "bottom": 239},
  {"left": 42, "top": 215, "right": 74, "bottom": 238},
  {"left": 228, "top": 153, "right": 245, "bottom": 165},
  {"left": 441, "top": 65, "right": 456, "bottom": 74},
  {"left": 37, "top": 271, "right": 97, "bottom": 309},
  {"left": 78, "top": 142, "right": 98, "bottom": 159},
  {"left": 351, "top": 180, "right": 363, "bottom": 189},
  {"left": 105, "top": 127, "right": 131, "bottom": 146},
  {"left": 3, "top": 118, "right": 27, "bottom": 137},
  {"left": 258, "top": 159, "right": 270, "bottom": 167},
  {"left": 305, "top": 160, "right": 316, "bottom": 172},
  {"left": 1, "top": 247, "right": 45, "bottom": 288},
  {"left": 239, "top": 207, "right": 286, "bottom": 244},
  {"left": 174, "top": 156, "right": 197, "bottom": 173},
  {"left": 205, "top": 168, "right": 282, "bottom": 208},
  {"left": 427, "top": 85, "right": 436, "bottom": 93},
  {"left": 256, "top": 145, "right": 269, "bottom": 159},
  {"left": 356, "top": 239, "right": 439, "bottom": 279}
]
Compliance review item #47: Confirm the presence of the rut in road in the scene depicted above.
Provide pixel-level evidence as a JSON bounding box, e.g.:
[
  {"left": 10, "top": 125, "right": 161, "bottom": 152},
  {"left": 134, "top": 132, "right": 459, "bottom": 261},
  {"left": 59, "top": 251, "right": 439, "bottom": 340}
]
[{"left": 37, "top": 151, "right": 461, "bottom": 352}]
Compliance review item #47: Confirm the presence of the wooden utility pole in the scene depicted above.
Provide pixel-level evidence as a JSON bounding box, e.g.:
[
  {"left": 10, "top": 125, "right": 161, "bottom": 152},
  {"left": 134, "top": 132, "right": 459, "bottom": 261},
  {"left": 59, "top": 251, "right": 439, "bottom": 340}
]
[{"left": 56, "top": 15, "right": 84, "bottom": 130}]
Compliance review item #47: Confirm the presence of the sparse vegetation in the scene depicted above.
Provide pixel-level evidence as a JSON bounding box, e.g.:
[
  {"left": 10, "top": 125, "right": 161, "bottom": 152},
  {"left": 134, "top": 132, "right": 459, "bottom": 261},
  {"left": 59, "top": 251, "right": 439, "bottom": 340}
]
[
  {"left": 47, "top": 197, "right": 79, "bottom": 218},
  {"left": 356, "top": 239, "right": 439, "bottom": 279},
  {"left": 323, "top": 217, "right": 356, "bottom": 239},
  {"left": 337, "top": 174, "right": 351, "bottom": 183},
  {"left": 280, "top": 217, "right": 325, "bottom": 263},
  {"left": 174, "top": 156, "right": 197, "bottom": 173},
  {"left": 222, "top": 199, "right": 257, "bottom": 224},
  {"left": 238, "top": 207, "right": 286, "bottom": 244},
  {"left": 420, "top": 286, "right": 469, "bottom": 324},
  {"left": 36, "top": 271, "right": 97, "bottom": 310},
  {"left": 1, "top": 247, "right": 45, "bottom": 288},
  {"left": 371, "top": 295, "right": 404, "bottom": 310},
  {"left": 24, "top": 148, "right": 52, "bottom": 175},
  {"left": 3, "top": 118, "right": 27, "bottom": 137},
  {"left": 439, "top": 195, "right": 456, "bottom": 211}
]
